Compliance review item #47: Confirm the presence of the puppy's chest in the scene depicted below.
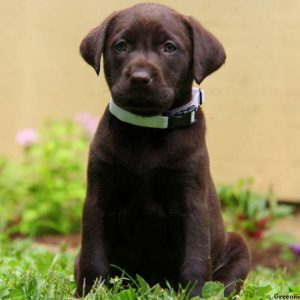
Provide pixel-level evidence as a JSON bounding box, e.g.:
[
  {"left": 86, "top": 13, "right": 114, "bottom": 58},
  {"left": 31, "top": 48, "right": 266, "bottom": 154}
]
[
  {"left": 102, "top": 167, "right": 188, "bottom": 215},
  {"left": 102, "top": 124, "right": 198, "bottom": 173}
]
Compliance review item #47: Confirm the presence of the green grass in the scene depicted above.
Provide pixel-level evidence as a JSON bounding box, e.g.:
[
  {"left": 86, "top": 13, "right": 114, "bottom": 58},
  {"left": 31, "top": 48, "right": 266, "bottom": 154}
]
[{"left": 0, "top": 238, "right": 300, "bottom": 300}]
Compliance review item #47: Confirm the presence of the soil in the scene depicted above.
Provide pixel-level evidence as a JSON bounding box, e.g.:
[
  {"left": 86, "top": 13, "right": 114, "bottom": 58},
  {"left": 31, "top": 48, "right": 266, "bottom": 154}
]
[
  {"left": 32, "top": 234, "right": 300, "bottom": 271},
  {"left": 35, "top": 233, "right": 80, "bottom": 248},
  {"left": 250, "top": 243, "right": 299, "bottom": 271}
]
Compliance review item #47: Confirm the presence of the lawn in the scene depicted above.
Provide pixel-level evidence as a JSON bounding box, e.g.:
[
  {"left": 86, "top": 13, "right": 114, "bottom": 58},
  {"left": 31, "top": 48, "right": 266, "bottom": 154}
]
[{"left": 0, "top": 237, "right": 300, "bottom": 300}]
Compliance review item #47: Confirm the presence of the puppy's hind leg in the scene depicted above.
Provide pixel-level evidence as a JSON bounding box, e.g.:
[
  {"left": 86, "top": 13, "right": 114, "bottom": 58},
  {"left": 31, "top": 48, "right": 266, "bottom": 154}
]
[{"left": 212, "top": 232, "right": 250, "bottom": 296}]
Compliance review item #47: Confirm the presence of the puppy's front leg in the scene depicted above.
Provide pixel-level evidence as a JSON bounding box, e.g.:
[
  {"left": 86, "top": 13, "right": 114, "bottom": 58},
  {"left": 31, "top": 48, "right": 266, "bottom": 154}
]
[
  {"left": 74, "top": 163, "right": 110, "bottom": 297},
  {"left": 179, "top": 197, "right": 211, "bottom": 297}
]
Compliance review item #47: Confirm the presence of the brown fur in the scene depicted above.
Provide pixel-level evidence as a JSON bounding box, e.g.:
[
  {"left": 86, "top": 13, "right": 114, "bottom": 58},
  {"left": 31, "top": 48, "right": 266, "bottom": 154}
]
[{"left": 75, "top": 3, "right": 250, "bottom": 297}]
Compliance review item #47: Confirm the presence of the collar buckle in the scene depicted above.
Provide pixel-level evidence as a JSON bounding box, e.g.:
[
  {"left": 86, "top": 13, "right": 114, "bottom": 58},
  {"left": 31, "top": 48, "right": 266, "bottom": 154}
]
[{"left": 168, "top": 106, "right": 197, "bottom": 129}]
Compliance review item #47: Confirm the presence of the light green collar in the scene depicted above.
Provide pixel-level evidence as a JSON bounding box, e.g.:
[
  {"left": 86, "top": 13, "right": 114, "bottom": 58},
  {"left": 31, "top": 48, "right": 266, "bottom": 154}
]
[{"left": 109, "top": 87, "right": 204, "bottom": 129}]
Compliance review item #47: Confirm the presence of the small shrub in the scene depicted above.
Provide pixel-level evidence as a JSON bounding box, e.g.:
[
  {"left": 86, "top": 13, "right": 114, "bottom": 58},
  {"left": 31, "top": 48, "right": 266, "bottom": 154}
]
[
  {"left": 218, "top": 178, "right": 293, "bottom": 241},
  {"left": 0, "top": 113, "right": 98, "bottom": 237}
]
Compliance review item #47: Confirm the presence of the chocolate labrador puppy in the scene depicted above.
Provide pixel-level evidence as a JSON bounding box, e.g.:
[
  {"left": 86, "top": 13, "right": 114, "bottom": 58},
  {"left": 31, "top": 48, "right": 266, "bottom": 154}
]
[{"left": 74, "top": 3, "right": 250, "bottom": 297}]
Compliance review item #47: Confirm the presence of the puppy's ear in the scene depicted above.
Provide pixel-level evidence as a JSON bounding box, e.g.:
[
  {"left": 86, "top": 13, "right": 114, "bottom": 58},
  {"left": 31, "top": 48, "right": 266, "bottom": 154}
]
[
  {"left": 186, "top": 16, "right": 226, "bottom": 84},
  {"left": 80, "top": 14, "right": 116, "bottom": 75}
]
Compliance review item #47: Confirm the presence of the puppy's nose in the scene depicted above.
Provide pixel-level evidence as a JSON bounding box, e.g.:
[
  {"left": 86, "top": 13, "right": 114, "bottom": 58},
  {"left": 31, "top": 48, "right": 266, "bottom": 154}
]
[{"left": 130, "top": 69, "right": 151, "bottom": 85}]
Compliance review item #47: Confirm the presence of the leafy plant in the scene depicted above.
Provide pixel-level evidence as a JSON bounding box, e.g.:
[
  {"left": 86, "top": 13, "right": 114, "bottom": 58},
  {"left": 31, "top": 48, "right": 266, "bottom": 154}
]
[
  {"left": 218, "top": 178, "right": 293, "bottom": 241},
  {"left": 0, "top": 113, "right": 98, "bottom": 236}
]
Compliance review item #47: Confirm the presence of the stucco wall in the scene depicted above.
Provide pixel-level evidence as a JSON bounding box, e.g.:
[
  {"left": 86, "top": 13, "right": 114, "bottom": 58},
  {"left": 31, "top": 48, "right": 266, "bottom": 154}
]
[{"left": 1, "top": 0, "right": 299, "bottom": 201}]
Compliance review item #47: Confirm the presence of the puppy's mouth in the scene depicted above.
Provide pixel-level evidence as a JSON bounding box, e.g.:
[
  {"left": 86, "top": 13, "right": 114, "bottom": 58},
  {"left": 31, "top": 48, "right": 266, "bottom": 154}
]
[{"left": 111, "top": 87, "right": 174, "bottom": 116}]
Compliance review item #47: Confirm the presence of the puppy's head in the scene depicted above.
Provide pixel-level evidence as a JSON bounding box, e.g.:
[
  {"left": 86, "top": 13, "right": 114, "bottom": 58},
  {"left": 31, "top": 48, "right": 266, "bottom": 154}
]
[{"left": 80, "top": 3, "right": 226, "bottom": 116}]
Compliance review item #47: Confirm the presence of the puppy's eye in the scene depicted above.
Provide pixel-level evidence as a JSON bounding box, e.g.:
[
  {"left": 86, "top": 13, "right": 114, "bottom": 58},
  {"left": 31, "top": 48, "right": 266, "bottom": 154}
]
[
  {"left": 164, "top": 42, "right": 177, "bottom": 53},
  {"left": 114, "top": 40, "right": 127, "bottom": 52}
]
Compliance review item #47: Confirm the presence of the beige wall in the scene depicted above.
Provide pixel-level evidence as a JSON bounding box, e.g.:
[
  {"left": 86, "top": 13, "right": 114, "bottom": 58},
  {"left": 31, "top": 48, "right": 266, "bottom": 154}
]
[{"left": 1, "top": 0, "right": 300, "bottom": 201}]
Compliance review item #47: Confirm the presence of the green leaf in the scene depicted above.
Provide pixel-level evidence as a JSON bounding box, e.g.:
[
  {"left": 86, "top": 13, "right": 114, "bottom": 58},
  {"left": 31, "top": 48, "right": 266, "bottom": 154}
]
[
  {"left": 136, "top": 274, "right": 150, "bottom": 293},
  {"left": 202, "top": 281, "right": 224, "bottom": 298},
  {"left": 115, "top": 288, "right": 136, "bottom": 300},
  {"left": 0, "top": 286, "right": 10, "bottom": 298}
]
